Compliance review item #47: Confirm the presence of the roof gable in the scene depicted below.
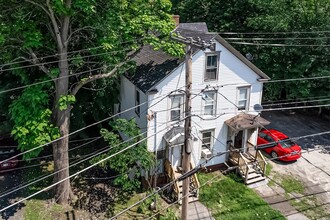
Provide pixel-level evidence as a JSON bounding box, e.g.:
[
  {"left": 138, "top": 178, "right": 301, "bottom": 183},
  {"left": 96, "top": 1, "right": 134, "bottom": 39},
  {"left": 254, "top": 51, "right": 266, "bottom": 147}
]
[{"left": 125, "top": 23, "right": 270, "bottom": 93}]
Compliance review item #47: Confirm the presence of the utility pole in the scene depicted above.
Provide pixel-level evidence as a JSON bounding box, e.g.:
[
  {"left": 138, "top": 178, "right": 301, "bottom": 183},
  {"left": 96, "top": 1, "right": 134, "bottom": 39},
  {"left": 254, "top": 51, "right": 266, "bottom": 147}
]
[
  {"left": 171, "top": 33, "right": 215, "bottom": 220},
  {"left": 182, "top": 40, "right": 193, "bottom": 220}
]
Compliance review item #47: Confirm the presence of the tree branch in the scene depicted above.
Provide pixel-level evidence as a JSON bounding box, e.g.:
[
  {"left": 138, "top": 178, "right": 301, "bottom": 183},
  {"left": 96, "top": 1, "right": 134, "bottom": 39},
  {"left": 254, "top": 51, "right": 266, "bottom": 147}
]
[
  {"left": 66, "top": 26, "right": 101, "bottom": 43},
  {"left": 46, "top": 0, "right": 64, "bottom": 50},
  {"left": 25, "top": 0, "right": 51, "bottom": 17},
  {"left": 71, "top": 61, "right": 128, "bottom": 96},
  {"left": 26, "top": 48, "right": 53, "bottom": 78}
]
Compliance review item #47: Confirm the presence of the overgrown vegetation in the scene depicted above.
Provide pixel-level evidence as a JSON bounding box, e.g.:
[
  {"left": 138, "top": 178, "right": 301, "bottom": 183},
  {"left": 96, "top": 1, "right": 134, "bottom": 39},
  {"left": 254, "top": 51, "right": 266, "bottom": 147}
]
[
  {"left": 92, "top": 118, "right": 155, "bottom": 192},
  {"left": 198, "top": 172, "right": 285, "bottom": 220}
]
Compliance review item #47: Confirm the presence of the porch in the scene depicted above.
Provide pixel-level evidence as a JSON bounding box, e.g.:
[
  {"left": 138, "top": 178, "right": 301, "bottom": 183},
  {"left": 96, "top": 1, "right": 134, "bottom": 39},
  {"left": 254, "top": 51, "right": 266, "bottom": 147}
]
[{"left": 225, "top": 113, "right": 270, "bottom": 185}]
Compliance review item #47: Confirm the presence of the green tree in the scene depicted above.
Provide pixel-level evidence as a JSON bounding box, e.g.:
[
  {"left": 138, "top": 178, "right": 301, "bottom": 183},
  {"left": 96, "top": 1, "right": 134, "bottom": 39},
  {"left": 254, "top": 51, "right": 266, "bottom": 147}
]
[
  {"left": 92, "top": 118, "right": 154, "bottom": 192},
  {"left": 173, "top": 0, "right": 330, "bottom": 103},
  {"left": 0, "top": 0, "right": 181, "bottom": 204}
]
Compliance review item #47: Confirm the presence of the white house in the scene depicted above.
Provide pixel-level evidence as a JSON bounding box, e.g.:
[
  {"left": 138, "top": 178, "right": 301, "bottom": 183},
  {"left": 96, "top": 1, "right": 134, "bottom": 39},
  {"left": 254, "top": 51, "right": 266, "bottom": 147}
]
[{"left": 118, "top": 22, "right": 270, "bottom": 197}]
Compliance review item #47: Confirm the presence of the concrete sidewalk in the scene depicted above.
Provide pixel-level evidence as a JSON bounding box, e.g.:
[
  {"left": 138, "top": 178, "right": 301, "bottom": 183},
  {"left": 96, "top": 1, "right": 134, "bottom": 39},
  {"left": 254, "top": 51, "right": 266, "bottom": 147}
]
[{"left": 187, "top": 201, "right": 214, "bottom": 220}]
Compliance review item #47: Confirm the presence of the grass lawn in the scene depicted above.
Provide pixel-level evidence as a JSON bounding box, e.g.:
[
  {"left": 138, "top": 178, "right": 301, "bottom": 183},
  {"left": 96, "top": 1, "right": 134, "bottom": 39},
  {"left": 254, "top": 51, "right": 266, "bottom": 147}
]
[{"left": 198, "top": 172, "right": 285, "bottom": 220}]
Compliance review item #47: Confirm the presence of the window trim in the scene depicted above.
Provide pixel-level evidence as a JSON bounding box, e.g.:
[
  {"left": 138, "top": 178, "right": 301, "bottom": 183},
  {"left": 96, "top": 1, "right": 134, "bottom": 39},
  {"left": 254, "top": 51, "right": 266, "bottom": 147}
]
[
  {"left": 237, "top": 86, "right": 251, "bottom": 111},
  {"left": 135, "top": 89, "right": 140, "bottom": 116},
  {"left": 202, "top": 90, "right": 217, "bottom": 116},
  {"left": 200, "top": 129, "right": 215, "bottom": 150},
  {"left": 204, "top": 52, "right": 220, "bottom": 82},
  {"left": 169, "top": 94, "right": 184, "bottom": 122}
]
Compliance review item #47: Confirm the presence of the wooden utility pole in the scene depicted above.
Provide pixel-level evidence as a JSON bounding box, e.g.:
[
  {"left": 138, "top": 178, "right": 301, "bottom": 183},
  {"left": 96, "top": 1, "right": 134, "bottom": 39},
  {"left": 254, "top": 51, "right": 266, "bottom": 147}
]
[
  {"left": 182, "top": 40, "right": 193, "bottom": 220},
  {"left": 171, "top": 33, "right": 215, "bottom": 220}
]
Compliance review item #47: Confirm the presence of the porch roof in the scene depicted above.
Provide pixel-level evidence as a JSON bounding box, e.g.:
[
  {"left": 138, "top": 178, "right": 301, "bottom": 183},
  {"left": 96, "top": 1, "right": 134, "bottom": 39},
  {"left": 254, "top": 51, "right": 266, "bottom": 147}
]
[
  {"left": 163, "top": 126, "right": 185, "bottom": 146},
  {"left": 225, "top": 114, "right": 270, "bottom": 132}
]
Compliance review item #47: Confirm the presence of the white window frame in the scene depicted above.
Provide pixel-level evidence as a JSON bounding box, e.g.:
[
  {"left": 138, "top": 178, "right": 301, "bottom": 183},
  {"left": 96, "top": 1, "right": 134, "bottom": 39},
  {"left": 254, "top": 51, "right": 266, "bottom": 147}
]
[
  {"left": 202, "top": 91, "right": 217, "bottom": 116},
  {"left": 201, "top": 129, "right": 215, "bottom": 150},
  {"left": 135, "top": 89, "right": 140, "bottom": 116},
  {"left": 204, "top": 52, "right": 220, "bottom": 82},
  {"left": 237, "top": 86, "right": 250, "bottom": 111},
  {"left": 170, "top": 94, "right": 184, "bottom": 121}
]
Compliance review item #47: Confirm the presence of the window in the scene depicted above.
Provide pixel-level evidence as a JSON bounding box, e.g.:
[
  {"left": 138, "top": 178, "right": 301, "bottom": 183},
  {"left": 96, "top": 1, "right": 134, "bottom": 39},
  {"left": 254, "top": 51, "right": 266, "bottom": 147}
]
[
  {"left": 237, "top": 87, "right": 250, "bottom": 110},
  {"left": 135, "top": 89, "right": 140, "bottom": 116},
  {"left": 170, "top": 95, "right": 184, "bottom": 121},
  {"left": 201, "top": 130, "right": 214, "bottom": 149},
  {"left": 205, "top": 53, "right": 219, "bottom": 81},
  {"left": 203, "top": 91, "right": 216, "bottom": 116}
]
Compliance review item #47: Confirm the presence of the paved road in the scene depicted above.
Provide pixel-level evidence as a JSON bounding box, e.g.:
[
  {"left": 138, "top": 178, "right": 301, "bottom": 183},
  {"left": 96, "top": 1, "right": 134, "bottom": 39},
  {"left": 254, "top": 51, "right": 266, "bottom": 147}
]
[
  {"left": 0, "top": 170, "right": 24, "bottom": 220},
  {"left": 262, "top": 111, "right": 330, "bottom": 149}
]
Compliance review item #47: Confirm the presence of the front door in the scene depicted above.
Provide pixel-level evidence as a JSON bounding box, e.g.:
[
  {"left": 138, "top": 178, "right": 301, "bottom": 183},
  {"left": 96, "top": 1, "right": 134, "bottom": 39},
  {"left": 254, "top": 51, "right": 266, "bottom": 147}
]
[
  {"left": 234, "top": 130, "right": 246, "bottom": 152},
  {"left": 170, "top": 144, "right": 183, "bottom": 169}
]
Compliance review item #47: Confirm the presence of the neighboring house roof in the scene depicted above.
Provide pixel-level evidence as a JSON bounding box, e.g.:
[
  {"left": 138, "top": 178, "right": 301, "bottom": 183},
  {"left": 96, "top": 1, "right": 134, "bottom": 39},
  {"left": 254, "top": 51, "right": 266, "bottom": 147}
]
[{"left": 125, "top": 23, "right": 270, "bottom": 93}]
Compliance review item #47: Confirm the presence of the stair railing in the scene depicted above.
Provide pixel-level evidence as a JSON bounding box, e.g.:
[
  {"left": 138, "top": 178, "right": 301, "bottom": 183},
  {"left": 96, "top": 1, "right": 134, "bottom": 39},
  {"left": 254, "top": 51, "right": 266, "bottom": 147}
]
[
  {"left": 238, "top": 153, "right": 249, "bottom": 184},
  {"left": 164, "top": 160, "right": 180, "bottom": 195},
  {"left": 256, "top": 150, "right": 267, "bottom": 175}
]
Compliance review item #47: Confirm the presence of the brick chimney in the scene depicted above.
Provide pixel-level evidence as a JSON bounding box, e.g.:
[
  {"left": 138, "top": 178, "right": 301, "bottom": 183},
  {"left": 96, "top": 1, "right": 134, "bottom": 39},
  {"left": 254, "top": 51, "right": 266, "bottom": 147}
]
[{"left": 172, "top": 15, "right": 180, "bottom": 27}]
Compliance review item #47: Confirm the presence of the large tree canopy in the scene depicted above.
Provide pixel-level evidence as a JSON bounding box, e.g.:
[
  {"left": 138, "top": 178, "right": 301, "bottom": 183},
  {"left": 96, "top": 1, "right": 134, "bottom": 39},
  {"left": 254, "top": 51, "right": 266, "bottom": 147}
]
[
  {"left": 173, "top": 0, "right": 330, "bottom": 102},
  {"left": 0, "top": 0, "right": 181, "bottom": 204}
]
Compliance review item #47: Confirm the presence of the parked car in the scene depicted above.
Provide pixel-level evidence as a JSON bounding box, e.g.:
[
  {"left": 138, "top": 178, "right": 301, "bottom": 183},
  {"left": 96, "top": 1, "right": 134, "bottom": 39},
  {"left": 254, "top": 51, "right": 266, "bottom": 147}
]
[
  {"left": 0, "top": 147, "right": 20, "bottom": 173},
  {"left": 0, "top": 135, "right": 20, "bottom": 173},
  {"left": 257, "top": 129, "right": 301, "bottom": 161}
]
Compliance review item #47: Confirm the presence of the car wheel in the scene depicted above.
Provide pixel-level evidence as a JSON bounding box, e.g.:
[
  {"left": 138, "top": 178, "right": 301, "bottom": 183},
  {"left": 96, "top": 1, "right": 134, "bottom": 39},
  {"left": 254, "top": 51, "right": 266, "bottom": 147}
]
[{"left": 270, "top": 151, "right": 278, "bottom": 159}]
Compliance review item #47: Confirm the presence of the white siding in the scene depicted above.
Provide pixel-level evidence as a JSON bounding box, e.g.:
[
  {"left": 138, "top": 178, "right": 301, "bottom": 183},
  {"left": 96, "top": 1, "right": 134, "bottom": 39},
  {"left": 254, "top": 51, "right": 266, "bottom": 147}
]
[
  {"left": 119, "top": 76, "right": 148, "bottom": 134},
  {"left": 120, "top": 40, "right": 265, "bottom": 167}
]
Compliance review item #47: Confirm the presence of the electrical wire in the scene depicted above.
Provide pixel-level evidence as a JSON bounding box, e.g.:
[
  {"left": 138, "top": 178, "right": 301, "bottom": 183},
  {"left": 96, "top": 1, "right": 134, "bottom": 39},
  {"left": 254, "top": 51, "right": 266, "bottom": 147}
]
[
  {"left": 224, "top": 37, "right": 330, "bottom": 41},
  {"left": 262, "top": 98, "right": 330, "bottom": 107},
  {"left": 110, "top": 144, "right": 330, "bottom": 219},
  {"left": 0, "top": 123, "right": 174, "bottom": 213},
  {"left": 0, "top": 37, "right": 146, "bottom": 71},
  {"left": 230, "top": 42, "right": 330, "bottom": 47},
  {"left": 0, "top": 87, "right": 182, "bottom": 164},
  {"left": 218, "top": 30, "right": 330, "bottom": 35}
]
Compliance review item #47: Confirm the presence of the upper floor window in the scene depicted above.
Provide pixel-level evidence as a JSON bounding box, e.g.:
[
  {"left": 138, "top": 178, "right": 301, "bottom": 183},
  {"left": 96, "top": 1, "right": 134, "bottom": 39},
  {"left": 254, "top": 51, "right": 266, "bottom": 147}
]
[
  {"left": 201, "top": 130, "right": 214, "bottom": 149},
  {"left": 237, "top": 86, "right": 250, "bottom": 110},
  {"left": 170, "top": 95, "right": 184, "bottom": 121},
  {"left": 203, "top": 91, "right": 217, "bottom": 116},
  {"left": 135, "top": 89, "right": 140, "bottom": 116},
  {"left": 205, "top": 53, "right": 219, "bottom": 81}
]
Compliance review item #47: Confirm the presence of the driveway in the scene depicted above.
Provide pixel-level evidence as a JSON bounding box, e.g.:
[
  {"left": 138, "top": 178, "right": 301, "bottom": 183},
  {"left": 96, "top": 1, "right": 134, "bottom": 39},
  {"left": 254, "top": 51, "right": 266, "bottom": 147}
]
[
  {"left": 256, "top": 111, "right": 330, "bottom": 219},
  {"left": 0, "top": 170, "right": 24, "bottom": 220}
]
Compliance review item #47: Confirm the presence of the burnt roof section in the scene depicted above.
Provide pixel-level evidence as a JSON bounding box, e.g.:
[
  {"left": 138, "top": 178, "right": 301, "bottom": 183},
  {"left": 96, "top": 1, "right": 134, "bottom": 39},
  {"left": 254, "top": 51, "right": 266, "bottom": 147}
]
[
  {"left": 125, "top": 45, "right": 182, "bottom": 93},
  {"left": 126, "top": 23, "right": 269, "bottom": 92}
]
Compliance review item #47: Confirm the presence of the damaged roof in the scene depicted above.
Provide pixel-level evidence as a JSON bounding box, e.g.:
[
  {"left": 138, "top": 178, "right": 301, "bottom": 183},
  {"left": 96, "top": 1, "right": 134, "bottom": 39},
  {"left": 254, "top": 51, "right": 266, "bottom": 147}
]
[{"left": 125, "top": 22, "right": 269, "bottom": 93}]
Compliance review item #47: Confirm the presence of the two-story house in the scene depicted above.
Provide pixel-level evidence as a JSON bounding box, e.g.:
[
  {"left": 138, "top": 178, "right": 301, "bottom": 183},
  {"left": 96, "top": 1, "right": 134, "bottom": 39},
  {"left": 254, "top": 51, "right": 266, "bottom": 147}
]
[{"left": 118, "top": 21, "right": 270, "bottom": 201}]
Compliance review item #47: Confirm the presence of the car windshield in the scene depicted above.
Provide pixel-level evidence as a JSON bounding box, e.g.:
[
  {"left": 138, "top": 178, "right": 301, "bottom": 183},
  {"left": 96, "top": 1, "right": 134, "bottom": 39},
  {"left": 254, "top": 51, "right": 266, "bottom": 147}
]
[
  {"left": 0, "top": 148, "right": 18, "bottom": 160},
  {"left": 279, "top": 138, "right": 296, "bottom": 148}
]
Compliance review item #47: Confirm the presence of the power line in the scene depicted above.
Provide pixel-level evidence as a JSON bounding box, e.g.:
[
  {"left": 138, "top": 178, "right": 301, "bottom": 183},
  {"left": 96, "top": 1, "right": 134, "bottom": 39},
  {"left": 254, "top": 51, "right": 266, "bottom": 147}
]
[
  {"left": 262, "top": 95, "right": 330, "bottom": 104},
  {"left": 224, "top": 37, "right": 330, "bottom": 41},
  {"left": 0, "top": 48, "right": 134, "bottom": 72},
  {"left": 0, "top": 37, "right": 145, "bottom": 70},
  {"left": 111, "top": 144, "right": 330, "bottom": 219},
  {"left": 0, "top": 87, "right": 181, "bottom": 164},
  {"left": 262, "top": 98, "right": 330, "bottom": 106},
  {"left": 0, "top": 129, "right": 148, "bottom": 201},
  {"left": 230, "top": 42, "right": 330, "bottom": 47},
  {"left": 0, "top": 66, "right": 105, "bottom": 94},
  {"left": 0, "top": 123, "right": 173, "bottom": 213},
  {"left": 218, "top": 30, "right": 330, "bottom": 35},
  {"left": 0, "top": 45, "right": 104, "bottom": 68}
]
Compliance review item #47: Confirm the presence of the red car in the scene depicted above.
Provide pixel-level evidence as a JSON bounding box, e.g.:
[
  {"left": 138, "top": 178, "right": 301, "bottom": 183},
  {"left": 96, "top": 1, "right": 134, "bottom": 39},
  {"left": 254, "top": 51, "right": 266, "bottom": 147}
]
[
  {"left": 257, "top": 129, "right": 301, "bottom": 161},
  {"left": 0, "top": 147, "right": 20, "bottom": 173}
]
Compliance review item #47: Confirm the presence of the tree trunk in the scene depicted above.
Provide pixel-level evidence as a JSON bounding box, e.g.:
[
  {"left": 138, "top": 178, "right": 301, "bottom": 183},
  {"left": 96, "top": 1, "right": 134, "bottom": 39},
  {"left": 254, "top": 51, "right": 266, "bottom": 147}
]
[{"left": 52, "top": 51, "right": 72, "bottom": 204}]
